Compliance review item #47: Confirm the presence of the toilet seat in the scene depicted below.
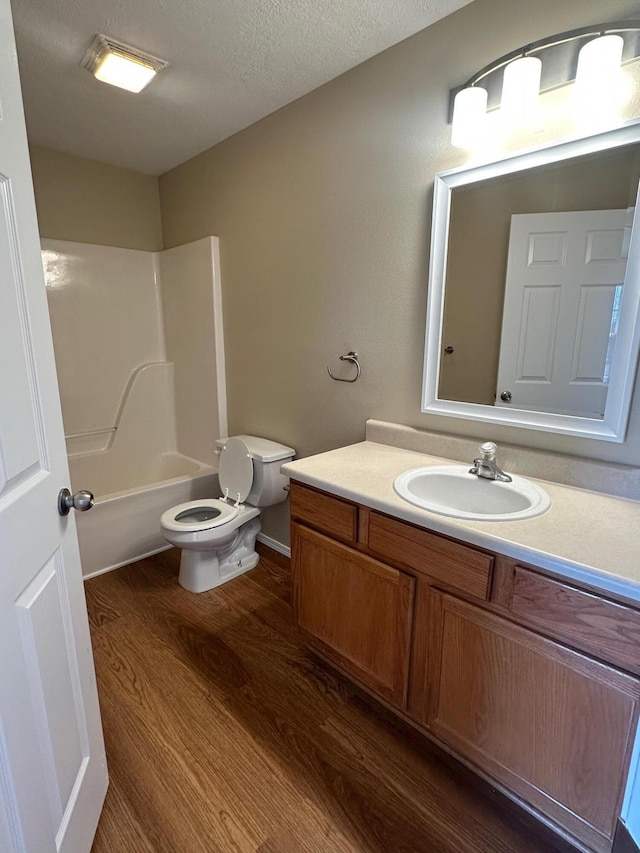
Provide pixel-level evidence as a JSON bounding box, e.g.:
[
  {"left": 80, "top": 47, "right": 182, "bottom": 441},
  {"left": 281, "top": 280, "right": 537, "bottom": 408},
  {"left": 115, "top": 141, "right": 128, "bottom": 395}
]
[
  {"left": 162, "top": 438, "right": 257, "bottom": 535},
  {"left": 160, "top": 498, "right": 239, "bottom": 533}
]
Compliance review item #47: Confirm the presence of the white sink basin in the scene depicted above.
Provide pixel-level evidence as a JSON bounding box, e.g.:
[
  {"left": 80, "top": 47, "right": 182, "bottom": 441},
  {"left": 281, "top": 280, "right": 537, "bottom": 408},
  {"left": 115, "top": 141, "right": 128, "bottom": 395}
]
[{"left": 393, "top": 465, "right": 551, "bottom": 521}]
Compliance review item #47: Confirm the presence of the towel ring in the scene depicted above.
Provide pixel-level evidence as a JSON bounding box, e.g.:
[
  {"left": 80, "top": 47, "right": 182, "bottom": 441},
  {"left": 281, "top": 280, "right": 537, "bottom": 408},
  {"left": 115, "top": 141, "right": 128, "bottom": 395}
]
[{"left": 328, "top": 351, "right": 361, "bottom": 383}]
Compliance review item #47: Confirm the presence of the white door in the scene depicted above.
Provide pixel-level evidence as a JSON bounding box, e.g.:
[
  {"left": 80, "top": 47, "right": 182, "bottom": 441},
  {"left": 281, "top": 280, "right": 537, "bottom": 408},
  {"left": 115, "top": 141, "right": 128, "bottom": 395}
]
[
  {"left": 496, "top": 209, "right": 629, "bottom": 417},
  {"left": 0, "top": 2, "right": 107, "bottom": 851}
]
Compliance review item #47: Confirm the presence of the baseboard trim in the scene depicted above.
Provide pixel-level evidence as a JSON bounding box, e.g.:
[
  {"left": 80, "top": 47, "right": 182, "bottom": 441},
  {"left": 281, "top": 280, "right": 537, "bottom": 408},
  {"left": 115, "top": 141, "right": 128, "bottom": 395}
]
[
  {"left": 82, "top": 544, "right": 173, "bottom": 581},
  {"left": 614, "top": 821, "right": 640, "bottom": 853},
  {"left": 257, "top": 533, "right": 291, "bottom": 559},
  {"left": 83, "top": 536, "right": 290, "bottom": 581}
]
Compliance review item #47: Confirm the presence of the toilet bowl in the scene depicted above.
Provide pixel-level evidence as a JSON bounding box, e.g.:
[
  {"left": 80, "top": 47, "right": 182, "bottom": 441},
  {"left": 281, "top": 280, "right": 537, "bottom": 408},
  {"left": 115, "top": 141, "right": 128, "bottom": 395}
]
[{"left": 160, "top": 435, "right": 294, "bottom": 593}]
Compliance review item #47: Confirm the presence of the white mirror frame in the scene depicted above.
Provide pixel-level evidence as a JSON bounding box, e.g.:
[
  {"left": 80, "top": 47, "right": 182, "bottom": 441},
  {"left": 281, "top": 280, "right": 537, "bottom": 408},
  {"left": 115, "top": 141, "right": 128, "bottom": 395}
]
[{"left": 422, "top": 121, "right": 640, "bottom": 442}]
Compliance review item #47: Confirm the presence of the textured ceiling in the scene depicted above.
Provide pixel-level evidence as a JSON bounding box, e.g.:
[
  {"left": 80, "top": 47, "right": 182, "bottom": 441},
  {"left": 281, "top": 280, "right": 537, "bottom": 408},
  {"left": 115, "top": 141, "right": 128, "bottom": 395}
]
[{"left": 11, "top": 0, "right": 474, "bottom": 175}]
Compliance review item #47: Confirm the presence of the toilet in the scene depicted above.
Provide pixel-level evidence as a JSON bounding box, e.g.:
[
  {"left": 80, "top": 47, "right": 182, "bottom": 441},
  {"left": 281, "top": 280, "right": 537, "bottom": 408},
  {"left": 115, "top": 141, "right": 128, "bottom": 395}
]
[{"left": 160, "top": 435, "right": 295, "bottom": 593}]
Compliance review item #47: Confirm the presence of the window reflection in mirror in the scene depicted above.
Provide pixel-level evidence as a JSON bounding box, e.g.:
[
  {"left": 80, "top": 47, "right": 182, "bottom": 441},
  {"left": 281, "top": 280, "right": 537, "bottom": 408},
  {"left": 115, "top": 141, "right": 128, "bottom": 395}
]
[{"left": 439, "top": 144, "right": 640, "bottom": 417}]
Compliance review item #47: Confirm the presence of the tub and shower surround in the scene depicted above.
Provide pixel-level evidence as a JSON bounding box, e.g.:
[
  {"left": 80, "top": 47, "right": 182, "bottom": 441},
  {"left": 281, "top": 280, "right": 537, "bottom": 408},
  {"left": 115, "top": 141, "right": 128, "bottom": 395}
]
[{"left": 43, "top": 236, "right": 226, "bottom": 577}]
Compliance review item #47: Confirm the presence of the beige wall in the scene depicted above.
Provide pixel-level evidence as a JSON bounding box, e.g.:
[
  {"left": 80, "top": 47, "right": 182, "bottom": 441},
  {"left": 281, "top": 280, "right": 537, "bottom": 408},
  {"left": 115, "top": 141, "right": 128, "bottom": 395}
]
[
  {"left": 440, "top": 146, "right": 640, "bottom": 404},
  {"left": 30, "top": 145, "right": 162, "bottom": 251},
  {"left": 158, "top": 0, "right": 640, "bottom": 544}
]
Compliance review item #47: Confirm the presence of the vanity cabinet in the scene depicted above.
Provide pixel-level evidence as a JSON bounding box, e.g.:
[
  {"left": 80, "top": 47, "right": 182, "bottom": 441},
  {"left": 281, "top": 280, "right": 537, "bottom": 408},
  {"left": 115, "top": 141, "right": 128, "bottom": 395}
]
[{"left": 289, "top": 481, "right": 640, "bottom": 853}]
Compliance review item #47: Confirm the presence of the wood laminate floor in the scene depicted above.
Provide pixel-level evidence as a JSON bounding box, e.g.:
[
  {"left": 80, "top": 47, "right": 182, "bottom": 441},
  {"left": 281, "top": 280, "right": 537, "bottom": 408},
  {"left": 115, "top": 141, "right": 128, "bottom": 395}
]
[{"left": 86, "top": 545, "right": 576, "bottom": 853}]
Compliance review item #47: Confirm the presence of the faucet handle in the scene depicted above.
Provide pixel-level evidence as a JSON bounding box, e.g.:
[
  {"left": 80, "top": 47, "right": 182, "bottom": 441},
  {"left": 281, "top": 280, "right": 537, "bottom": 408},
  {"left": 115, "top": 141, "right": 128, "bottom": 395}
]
[{"left": 479, "top": 441, "right": 497, "bottom": 460}]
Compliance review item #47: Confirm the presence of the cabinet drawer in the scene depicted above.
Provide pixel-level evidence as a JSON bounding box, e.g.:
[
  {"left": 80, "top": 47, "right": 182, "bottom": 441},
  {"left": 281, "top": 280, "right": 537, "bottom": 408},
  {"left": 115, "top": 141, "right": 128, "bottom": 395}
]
[
  {"left": 368, "top": 512, "right": 493, "bottom": 599},
  {"left": 290, "top": 482, "right": 357, "bottom": 544},
  {"left": 510, "top": 567, "right": 640, "bottom": 674}
]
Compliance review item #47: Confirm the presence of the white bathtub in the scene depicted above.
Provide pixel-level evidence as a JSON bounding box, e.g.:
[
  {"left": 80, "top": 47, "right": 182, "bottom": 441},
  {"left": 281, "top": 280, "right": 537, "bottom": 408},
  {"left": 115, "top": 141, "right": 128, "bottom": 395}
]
[{"left": 70, "top": 451, "right": 219, "bottom": 579}]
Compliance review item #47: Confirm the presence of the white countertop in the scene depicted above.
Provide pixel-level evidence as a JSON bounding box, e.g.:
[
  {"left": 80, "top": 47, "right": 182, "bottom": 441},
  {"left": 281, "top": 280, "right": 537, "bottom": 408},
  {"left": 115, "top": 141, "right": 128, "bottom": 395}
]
[{"left": 282, "top": 440, "right": 640, "bottom": 604}]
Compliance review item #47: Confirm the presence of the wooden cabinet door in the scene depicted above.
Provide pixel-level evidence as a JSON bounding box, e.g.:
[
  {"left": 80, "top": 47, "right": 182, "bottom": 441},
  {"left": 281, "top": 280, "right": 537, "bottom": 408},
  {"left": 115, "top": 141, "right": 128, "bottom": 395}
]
[
  {"left": 422, "top": 592, "right": 640, "bottom": 853},
  {"left": 292, "top": 524, "right": 415, "bottom": 707}
]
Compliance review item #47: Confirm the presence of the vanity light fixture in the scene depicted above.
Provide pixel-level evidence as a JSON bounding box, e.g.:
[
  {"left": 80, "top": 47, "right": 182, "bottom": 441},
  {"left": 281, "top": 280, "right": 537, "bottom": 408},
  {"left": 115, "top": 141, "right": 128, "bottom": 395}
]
[
  {"left": 81, "top": 35, "right": 168, "bottom": 94},
  {"left": 500, "top": 55, "right": 542, "bottom": 127},
  {"left": 450, "top": 21, "right": 640, "bottom": 149},
  {"left": 574, "top": 34, "right": 624, "bottom": 115},
  {"left": 450, "top": 85, "right": 488, "bottom": 149}
]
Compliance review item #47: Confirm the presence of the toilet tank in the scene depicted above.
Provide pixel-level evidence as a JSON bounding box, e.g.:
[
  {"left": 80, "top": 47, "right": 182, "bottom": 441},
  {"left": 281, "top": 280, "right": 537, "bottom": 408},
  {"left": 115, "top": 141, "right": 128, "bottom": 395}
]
[{"left": 216, "top": 435, "right": 295, "bottom": 507}]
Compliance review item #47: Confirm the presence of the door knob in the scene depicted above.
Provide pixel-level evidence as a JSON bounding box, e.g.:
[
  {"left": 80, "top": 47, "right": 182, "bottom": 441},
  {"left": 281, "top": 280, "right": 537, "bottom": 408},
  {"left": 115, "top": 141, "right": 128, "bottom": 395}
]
[
  {"left": 58, "top": 488, "right": 94, "bottom": 516},
  {"left": 500, "top": 390, "right": 513, "bottom": 403}
]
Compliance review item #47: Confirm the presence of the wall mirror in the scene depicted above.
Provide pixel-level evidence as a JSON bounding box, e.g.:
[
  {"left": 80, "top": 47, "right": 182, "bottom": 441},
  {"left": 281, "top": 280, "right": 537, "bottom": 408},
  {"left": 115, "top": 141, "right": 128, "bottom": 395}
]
[{"left": 422, "top": 122, "right": 640, "bottom": 442}]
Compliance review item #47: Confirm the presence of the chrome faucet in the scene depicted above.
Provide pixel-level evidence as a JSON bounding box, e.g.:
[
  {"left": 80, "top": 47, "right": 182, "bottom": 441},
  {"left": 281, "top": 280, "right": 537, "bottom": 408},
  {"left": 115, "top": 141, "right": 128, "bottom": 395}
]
[{"left": 469, "top": 441, "right": 512, "bottom": 483}]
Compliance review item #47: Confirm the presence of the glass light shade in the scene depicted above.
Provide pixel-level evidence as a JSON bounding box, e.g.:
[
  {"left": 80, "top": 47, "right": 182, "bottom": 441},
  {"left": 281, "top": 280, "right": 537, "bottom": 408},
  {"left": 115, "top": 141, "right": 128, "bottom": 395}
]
[
  {"left": 93, "top": 51, "right": 157, "bottom": 93},
  {"left": 451, "top": 86, "right": 488, "bottom": 149},
  {"left": 500, "top": 56, "right": 542, "bottom": 126},
  {"left": 574, "top": 34, "right": 624, "bottom": 113}
]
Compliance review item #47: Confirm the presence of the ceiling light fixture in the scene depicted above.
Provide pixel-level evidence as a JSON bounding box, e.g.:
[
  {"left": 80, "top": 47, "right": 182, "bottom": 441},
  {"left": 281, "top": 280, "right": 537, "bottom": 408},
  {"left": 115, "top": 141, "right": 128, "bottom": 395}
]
[
  {"left": 81, "top": 34, "right": 168, "bottom": 94},
  {"left": 449, "top": 21, "right": 639, "bottom": 150}
]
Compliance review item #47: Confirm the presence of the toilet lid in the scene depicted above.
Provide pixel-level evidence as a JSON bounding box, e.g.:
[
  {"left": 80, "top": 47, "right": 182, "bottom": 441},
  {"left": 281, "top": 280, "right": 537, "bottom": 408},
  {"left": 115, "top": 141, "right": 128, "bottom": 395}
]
[{"left": 218, "top": 436, "right": 254, "bottom": 503}]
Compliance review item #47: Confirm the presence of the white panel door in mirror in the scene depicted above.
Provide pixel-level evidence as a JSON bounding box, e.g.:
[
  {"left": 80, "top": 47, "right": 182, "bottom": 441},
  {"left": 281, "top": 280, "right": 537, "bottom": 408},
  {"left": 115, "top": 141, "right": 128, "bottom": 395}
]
[{"left": 496, "top": 210, "right": 627, "bottom": 418}]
